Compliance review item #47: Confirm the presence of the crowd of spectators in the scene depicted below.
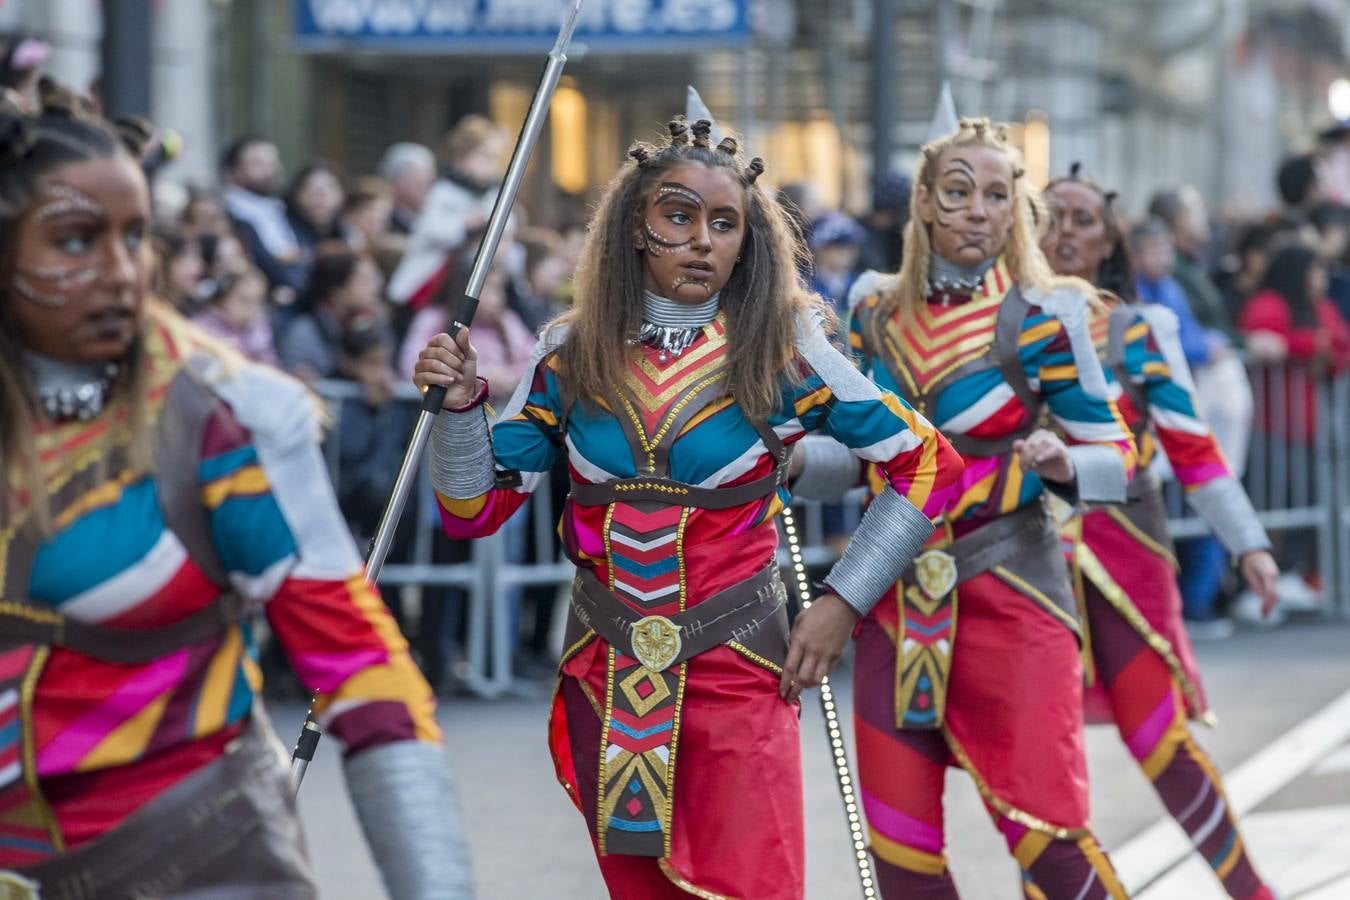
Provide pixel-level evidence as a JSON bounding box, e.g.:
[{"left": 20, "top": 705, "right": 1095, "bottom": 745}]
[
  {"left": 781, "top": 122, "right": 1350, "bottom": 636},
  {"left": 145, "top": 116, "right": 584, "bottom": 692},
  {"left": 143, "top": 110, "right": 1350, "bottom": 686}
]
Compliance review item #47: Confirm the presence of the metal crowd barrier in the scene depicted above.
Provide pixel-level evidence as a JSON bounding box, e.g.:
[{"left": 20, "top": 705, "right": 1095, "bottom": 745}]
[
  {"left": 314, "top": 361, "right": 1349, "bottom": 697},
  {"left": 316, "top": 380, "right": 573, "bottom": 698},
  {"left": 1334, "top": 374, "right": 1350, "bottom": 618}
]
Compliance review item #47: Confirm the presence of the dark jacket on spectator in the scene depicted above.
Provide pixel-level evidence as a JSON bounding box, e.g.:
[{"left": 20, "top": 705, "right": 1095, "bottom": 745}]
[
  {"left": 280, "top": 308, "right": 344, "bottom": 380},
  {"left": 333, "top": 392, "right": 417, "bottom": 539},
  {"left": 1174, "top": 253, "right": 1237, "bottom": 341}
]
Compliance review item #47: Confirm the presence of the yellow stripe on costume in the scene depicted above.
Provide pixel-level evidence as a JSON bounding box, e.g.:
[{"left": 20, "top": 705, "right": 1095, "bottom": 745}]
[
  {"left": 310, "top": 660, "right": 442, "bottom": 744},
  {"left": 793, "top": 385, "right": 833, "bottom": 418},
  {"left": 865, "top": 462, "right": 890, "bottom": 499},
  {"left": 1139, "top": 686, "right": 1190, "bottom": 779},
  {"left": 880, "top": 392, "right": 943, "bottom": 510},
  {"left": 52, "top": 468, "right": 145, "bottom": 530},
  {"left": 949, "top": 469, "right": 998, "bottom": 520},
  {"left": 437, "top": 492, "right": 489, "bottom": 518},
  {"left": 524, "top": 403, "right": 558, "bottom": 427},
  {"left": 1142, "top": 361, "right": 1170, "bottom": 378},
  {"left": 879, "top": 391, "right": 932, "bottom": 433},
  {"left": 1019, "top": 320, "right": 1061, "bottom": 347},
  {"left": 1078, "top": 835, "right": 1129, "bottom": 898},
  {"left": 1011, "top": 829, "right": 1052, "bottom": 870},
  {"left": 761, "top": 492, "right": 786, "bottom": 524},
  {"left": 201, "top": 465, "right": 270, "bottom": 509},
  {"left": 310, "top": 574, "right": 443, "bottom": 744},
  {"left": 870, "top": 830, "right": 948, "bottom": 876},
  {"left": 1215, "top": 833, "right": 1246, "bottom": 879},
  {"left": 1038, "top": 364, "right": 1079, "bottom": 382},
  {"left": 243, "top": 654, "right": 264, "bottom": 691},
  {"left": 1125, "top": 322, "right": 1150, "bottom": 343},
  {"left": 1000, "top": 458, "right": 1026, "bottom": 513},
  {"left": 193, "top": 627, "right": 245, "bottom": 736},
  {"left": 77, "top": 689, "right": 171, "bottom": 772}
]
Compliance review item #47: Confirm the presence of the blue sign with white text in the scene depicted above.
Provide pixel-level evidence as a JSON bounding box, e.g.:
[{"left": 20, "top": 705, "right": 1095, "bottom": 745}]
[{"left": 295, "top": 0, "right": 752, "bottom": 52}]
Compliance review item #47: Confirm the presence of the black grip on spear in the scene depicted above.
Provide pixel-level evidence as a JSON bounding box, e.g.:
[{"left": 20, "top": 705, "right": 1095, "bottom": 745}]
[{"left": 288, "top": 0, "right": 587, "bottom": 796}]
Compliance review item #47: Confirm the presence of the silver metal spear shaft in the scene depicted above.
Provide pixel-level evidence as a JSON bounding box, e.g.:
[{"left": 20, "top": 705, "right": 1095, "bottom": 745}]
[{"left": 289, "top": 0, "right": 587, "bottom": 795}]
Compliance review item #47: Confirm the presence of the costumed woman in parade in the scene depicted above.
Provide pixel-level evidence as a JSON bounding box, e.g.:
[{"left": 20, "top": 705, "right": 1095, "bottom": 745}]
[
  {"left": 413, "top": 116, "right": 963, "bottom": 899},
  {"left": 799, "top": 117, "right": 1137, "bottom": 897},
  {"left": 1042, "top": 165, "right": 1280, "bottom": 900},
  {"left": 0, "top": 91, "right": 471, "bottom": 898}
]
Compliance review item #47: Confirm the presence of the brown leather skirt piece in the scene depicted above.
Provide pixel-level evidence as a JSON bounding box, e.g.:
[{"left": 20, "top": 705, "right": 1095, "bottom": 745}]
[{"left": 15, "top": 709, "right": 317, "bottom": 900}]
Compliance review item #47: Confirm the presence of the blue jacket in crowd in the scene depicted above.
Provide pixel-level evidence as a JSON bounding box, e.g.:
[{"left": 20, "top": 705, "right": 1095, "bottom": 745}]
[{"left": 1135, "top": 275, "right": 1228, "bottom": 367}]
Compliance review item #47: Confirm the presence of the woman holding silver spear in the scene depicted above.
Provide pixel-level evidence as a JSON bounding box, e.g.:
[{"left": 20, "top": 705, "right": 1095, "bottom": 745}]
[{"left": 414, "top": 111, "right": 962, "bottom": 897}]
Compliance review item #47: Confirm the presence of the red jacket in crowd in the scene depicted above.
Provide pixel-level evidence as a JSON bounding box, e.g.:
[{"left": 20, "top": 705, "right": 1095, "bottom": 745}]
[{"left": 1239, "top": 290, "right": 1350, "bottom": 441}]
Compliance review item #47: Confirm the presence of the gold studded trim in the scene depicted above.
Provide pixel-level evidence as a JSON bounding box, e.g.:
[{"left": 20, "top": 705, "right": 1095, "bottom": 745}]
[
  {"left": 942, "top": 726, "right": 1091, "bottom": 841},
  {"left": 657, "top": 858, "right": 737, "bottom": 900},
  {"left": 1074, "top": 541, "right": 1211, "bottom": 724}
]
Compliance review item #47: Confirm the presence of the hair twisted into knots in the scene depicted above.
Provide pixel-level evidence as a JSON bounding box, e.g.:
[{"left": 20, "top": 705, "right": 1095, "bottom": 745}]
[{"left": 559, "top": 115, "right": 820, "bottom": 421}]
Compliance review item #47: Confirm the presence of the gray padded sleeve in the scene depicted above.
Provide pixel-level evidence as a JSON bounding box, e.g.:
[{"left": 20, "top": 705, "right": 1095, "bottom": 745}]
[
  {"left": 344, "top": 740, "right": 474, "bottom": 900},
  {"left": 1186, "top": 476, "right": 1273, "bottom": 558}
]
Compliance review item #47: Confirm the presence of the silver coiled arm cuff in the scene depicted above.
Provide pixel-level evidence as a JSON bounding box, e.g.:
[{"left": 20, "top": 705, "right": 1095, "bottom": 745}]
[
  {"left": 344, "top": 740, "right": 474, "bottom": 899},
  {"left": 792, "top": 436, "right": 862, "bottom": 503},
  {"left": 429, "top": 409, "right": 495, "bottom": 500},
  {"left": 1186, "top": 476, "right": 1272, "bottom": 558},
  {"left": 823, "top": 488, "right": 935, "bottom": 617}
]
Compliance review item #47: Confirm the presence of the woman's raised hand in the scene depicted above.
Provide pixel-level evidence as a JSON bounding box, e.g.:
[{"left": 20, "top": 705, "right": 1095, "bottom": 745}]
[{"left": 413, "top": 329, "right": 479, "bottom": 410}]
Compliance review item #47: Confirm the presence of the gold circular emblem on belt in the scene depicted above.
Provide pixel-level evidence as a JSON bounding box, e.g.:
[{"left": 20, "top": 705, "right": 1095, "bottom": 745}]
[
  {"left": 915, "top": 549, "right": 958, "bottom": 600},
  {"left": 630, "top": 615, "right": 683, "bottom": 672}
]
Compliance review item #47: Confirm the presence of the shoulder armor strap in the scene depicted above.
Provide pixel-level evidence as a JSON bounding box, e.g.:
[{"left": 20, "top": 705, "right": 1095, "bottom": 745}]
[
  {"left": 155, "top": 360, "right": 230, "bottom": 588},
  {"left": 993, "top": 285, "right": 1041, "bottom": 415},
  {"left": 1106, "top": 303, "right": 1137, "bottom": 370},
  {"left": 1023, "top": 284, "right": 1110, "bottom": 400},
  {"left": 1134, "top": 303, "right": 1197, "bottom": 393}
]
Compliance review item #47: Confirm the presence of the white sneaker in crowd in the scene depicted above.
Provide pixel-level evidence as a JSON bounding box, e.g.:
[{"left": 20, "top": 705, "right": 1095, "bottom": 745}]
[
  {"left": 1231, "top": 590, "right": 1288, "bottom": 628},
  {"left": 1274, "top": 572, "right": 1323, "bottom": 613},
  {"left": 1183, "top": 616, "right": 1237, "bottom": 641}
]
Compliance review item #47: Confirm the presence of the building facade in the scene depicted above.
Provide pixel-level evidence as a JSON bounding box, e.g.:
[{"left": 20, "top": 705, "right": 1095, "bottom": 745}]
[{"left": 9, "top": 0, "right": 1348, "bottom": 217}]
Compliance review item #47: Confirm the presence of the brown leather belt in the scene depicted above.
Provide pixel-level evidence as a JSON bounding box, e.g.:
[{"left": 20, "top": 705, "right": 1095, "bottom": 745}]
[
  {"left": 0, "top": 593, "right": 245, "bottom": 664},
  {"left": 909, "top": 501, "right": 1058, "bottom": 590},
  {"left": 568, "top": 564, "right": 789, "bottom": 672},
  {"left": 569, "top": 465, "right": 785, "bottom": 510},
  {"left": 1112, "top": 467, "right": 1175, "bottom": 557},
  {"left": 16, "top": 710, "right": 314, "bottom": 899},
  {"left": 943, "top": 426, "right": 1038, "bottom": 460}
]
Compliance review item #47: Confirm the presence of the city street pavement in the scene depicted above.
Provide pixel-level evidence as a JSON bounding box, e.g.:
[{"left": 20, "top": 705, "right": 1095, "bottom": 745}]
[{"left": 278, "top": 619, "right": 1350, "bottom": 899}]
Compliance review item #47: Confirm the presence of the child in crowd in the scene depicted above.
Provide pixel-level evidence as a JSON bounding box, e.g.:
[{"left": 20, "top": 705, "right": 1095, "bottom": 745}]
[{"left": 191, "top": 267, "right": 279, "bottom": 366}]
